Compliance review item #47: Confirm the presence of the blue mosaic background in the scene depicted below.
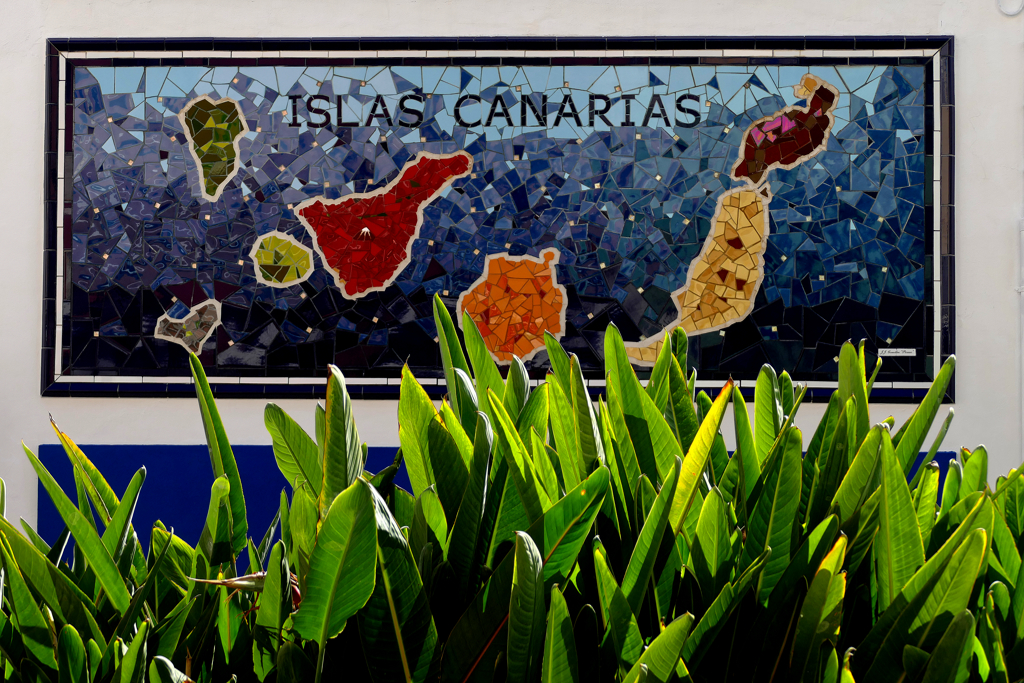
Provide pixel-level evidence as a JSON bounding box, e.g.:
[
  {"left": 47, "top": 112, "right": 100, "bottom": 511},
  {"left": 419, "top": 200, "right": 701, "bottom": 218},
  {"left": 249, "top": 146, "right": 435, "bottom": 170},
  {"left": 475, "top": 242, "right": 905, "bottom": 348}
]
[{"left": 66, "top": 61, "right": 930, "bottom": 380}]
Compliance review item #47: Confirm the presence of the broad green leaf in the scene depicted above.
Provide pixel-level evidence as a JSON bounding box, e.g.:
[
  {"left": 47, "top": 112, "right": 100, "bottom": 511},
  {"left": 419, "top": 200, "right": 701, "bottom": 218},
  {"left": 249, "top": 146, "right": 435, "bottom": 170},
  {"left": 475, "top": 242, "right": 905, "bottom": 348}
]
[
  {"left": 252, "top": 544, "right": 288, "bottom": 679},
  {"left": 914, "top": 462, "right": 941, "bottom": 548},
  {"left": 549, "top": 377, "right": 583, "bottom": 491},
  {"left": 504, "top": 356, "right": 531, "bottom": 419},
  {"left": 863, "top": 528, "right": 986, "bottom": 682},
  {"left": 779, "top": 370, "right": 794, "bottom": 418},
  {"left": 691, "top": 487, "right": 731, "bottom": 602},
  {"left": 101, "top": 467, "right": 145, "bottom": 566},
  {"left": 623, "top": 613, "right": 694, "bottom": 683},
  {"left": 294, "top": 479, "right": 377, "bottom": 673},
  {"left": 605, "top": 324, "right": 660, "bottom": 483},
  {"left": 51, "top": 420, "right": 119, "bottom": 525},
  {"left": 441, "top": 469, "right": 608, "bottom": 682},
  {"left": 603, "top": 380, "right": 643, "bottom": 500},
  {"left": 544, "top": 331, "right": 572, "bottom": 399},
  {"left": 645, "top": 333, "right": 674, "bottom": 412},
  {"left": 321, "top": 365, "right": 366, "bottom": 517},
  {"left": 442, "top": 396, "right": 475, "bottom": 468},
  {"left": 463, "top": 310, "right": 506, "bottom": 423},
  {"left": 790, "top": 536, "right": 848, "bottom": 681},
  {"left": 623, "top": 457, "right": 680, "bottom": 615},
  {"left": 874, "top": 429, "right": 925, "bottom": 613},
  {"left": 451, "top": 368, "right": 480, "bottom": 437},
  {"left": 940, "top": 461, "right": 962, "bottom": 518},
  {"left": 265, "top": 403, "right": 323, "bottom": 495},
  {"left": 488, "top": 389, "right": 552, "bottom": 521},
  {"left": 152, "top": 596, "right": 193, "bottom": 660},
  {"left": 754, "top": 364, "right": 782, "bottom": 464},
  {"left": 919, "top": 611, "right": 975, "bottom": 683},
  {"left": 594, "top": 540, "right": 644, "bottom": 670},
  {"left": 358, "top": 485, "right": 438, "bottom": 683},
  {"left": 742, "top": 426, "right": 802, "bottom": 601},
  {"left": 570, "top": 355, "right": 605, "bottom": 473},
  {"left": 197, "top": 476, "right": 234, "bottom": 566},
  {"left": 21, "top": 443, "right": 131, "bottom": 614},
  {"left": 115, "top": 619, "right": 148, "bottom": 683},
  {"left": 148, "top": 656, "right": 189, "bottom": 683},
  {"left": 58, "top": 626, "right": 87, "bottom": 683},
  {"left": 599, "top": 398, "right": 637, "bottom": 534},
  {"left": 507, "top": 532, "right": 546, "bottom": 683},
  {"left": 189, "top": 353, "right": 247, "bottom": 557},
  {"left": 448, "top": 412, "right": 493, "bottom": 597},
  {"left": 542, "top": 586, "right": 579, "bottom": 683},
  {"left": 894, "top": 355, "right": 956, "bottom": 472},
  {"left": 517, "top": 383, "right": 550, "bottom": 451},
  {"left": 831, "top": 424, "right": 885, "bottom": 525},
  {"left": 0, "top": 533, "right": 57, "bottom": 669},
  {"left": 765, "top": 514, "right": 839, "bottom": 611},
  {"left": 665, "top": 355, "right": 700, "bottom": 460},
  {"left": 696, "top": 390, "right": 729, "bottom": 485},
  {"left": 720, "top": 385, "right": 759, "bottom": 503},
  {"left": 838, "top": 341, "right": 870, "bottom": 448},
  {"left": 411, "top": 487, "right": 448, "bottom": 560},
  {"left": 434, "top": 293, "right": 472, "bottom": 418},
  {"left": 399, "top": 365, "right": 470, "bottom": 517},
  {"left": 909, "top": 408, "right": 954, "bottom": 491},
  {"left": 960, "top": 446, "right": 988, "bottom": 500},
  {"left": 991, "top": 508, "right": 1021, "bottom": 589},
  {"left": 532, "top": 428, "right": 561, "bottom": 503},
  {"left": 670, "top": 381, "right": 733, "bottom": 534}
]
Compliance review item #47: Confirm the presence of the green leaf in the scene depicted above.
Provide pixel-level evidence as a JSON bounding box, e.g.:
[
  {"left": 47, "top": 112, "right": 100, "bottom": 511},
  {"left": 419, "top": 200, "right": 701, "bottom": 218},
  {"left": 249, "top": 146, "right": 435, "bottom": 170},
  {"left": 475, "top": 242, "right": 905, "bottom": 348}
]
[
  {"left": 623, "top": 613, "right": 694, "bottom": 683},
  {"left": 517, "top": 383, "right": 550, "bottom": 451},
  {"left": 152, "top": 596, "right": 193, "bottom": 660},
  {"left": 441, "top": 469, "right": 608, "bottom": 682},
  {"left": 115, "top": 620, "right": 148, "bottom": 683},
  {"left": 670, "top": 381, "right": 733, "bottom": 534},
  {"left": 531, "top": 428, "right": 561, "bottom": 503},
  {"left": 570, "top": 355, "right": 605, "bottom": 473},
  {"left": 448, "top": 412, "right": 493, "bottom": 598},
  {"left": 148, "top": 656, "right": 189, "bottom": 683},
  {"left": 411, "top": 487, "right": 448, "bottom": 560},
  {"left": 101, "top": 467, "right": 145, "bottom": 566},
  {"left": 914, "top": 462, "right": 941, "bottom": 548},
  {"left": 863, "top": 528, "right": 987, "bottom": 682},
  {"left": 665, "top": 356, "right": 700, "bottom": 460},
  {"left": 909, "top": 408, "right": 954, "bottom": 492},
  {"left": 764, "top": 514, "right": 839, "bottom": 611},
  {"left": 893, "top": 355, "right": 956, "bottom": 472},
  {"left": 542, "top": 586, "right": 579, "bottom": 683},
  {"left": 504, "top": 356, "right": 531, "bottom": 420},
  {"left": 0, "top": 533, "right": 56, "bottom": 669},
  {"left": 594, "top": 539, "right": 644, "bottom": 671},
  {"left": 198, "top": 476, "right": 234, "bottom": 566},
  {"left": 462, "top": 310, "right": 506, "bottom": 424},
  {"left": 874, "top": 429, "right": 925, "bottom": 613},
  {"left": 754, "top": 364, "right": 782, "bottom": 464},
  {"left": 742, "top": 425, "right": 802, "bottom": 602},
  {"left": 960, "top": 446, "right": 988, "bottom": 500},
  {"left": 696, "top": 391, "right": 729, "bottom": 485},
  {"left": 294, "top": 480, "right": 376, "bottom": 646},
  {"left": 21, "top": 443, "right": 131, "bottom": 614},
  {"left": 721, "top": 385, "right": 759, "bottom": 503},
  {"left": 940, "top": 461, "right": 962, "bottom": 519},
  {"left": 919, "top": 611, "right": 975, "bottom": 683},
  {"left": 831, "top": 424, "right": 885, "bottom": 526},
  {"left": 358, "top": 485, "right": 439, "bottom": 683},
  {"left": 188, "top": 353, "right": 247, "bottom": 557},
  {"left": 507, "top": 532, "right": 546, "bottom": 682},
  {"left": 321, "top": 365, "right": 366, "bottom": 517},
  {"left": 623, "top": 457, "right": 680, "bottom": 615},
  {"left": 451, "top": 368, "right": 480, "bottom": 438},
  {"left": 57, "top": 625, "right": 86, "bottom": 683},
  {"left": 605, "top": 324, "right": 660, "bottom": 483},
  {"left": 265, "top": 403, "right": 323, "bottom": 495},
  {"left": 549, "top": 377, "right": 583, "bottom": 491},
  {"left": 779, "top": 370, "right": 795, "bottom": 419},
  {"left": 838, "top": 341, "right": 870, "bottom": 448},
  {"left": 253, "top": 540, "right": 290, "bottom": 679},
  {"left": 488, "top": 389, "right": 552, "bottom": 521},
  {"left": 691, "top": 487, "right": 732, "bottom": 603},
  {"left": 434, "top": 293, "right": 472, "bottom": 418},
  {"left": 50, "top": 420, "right": 119, "bottom": 525},
  {"left": 790, "top": 536, "right": 848, "bottom": 681},
  {"left": 645, "top": 332, "right": 674, "bottom": 412},
  {"left": 544, "top": 331, "right": 572, "bottom": 399}
]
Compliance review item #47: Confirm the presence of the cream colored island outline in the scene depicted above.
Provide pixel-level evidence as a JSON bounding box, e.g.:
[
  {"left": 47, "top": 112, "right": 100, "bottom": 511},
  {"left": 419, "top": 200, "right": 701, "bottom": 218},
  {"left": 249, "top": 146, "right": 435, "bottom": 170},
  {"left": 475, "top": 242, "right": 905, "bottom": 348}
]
[{"left": 625, "top": 74, "right": 839, "bottom": 364}]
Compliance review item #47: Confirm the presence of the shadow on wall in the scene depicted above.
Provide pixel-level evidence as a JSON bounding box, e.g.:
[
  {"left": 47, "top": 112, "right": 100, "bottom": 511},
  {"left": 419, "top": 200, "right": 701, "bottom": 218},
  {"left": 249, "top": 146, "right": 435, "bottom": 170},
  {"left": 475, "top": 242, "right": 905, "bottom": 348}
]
[{"left": 37, "top": 444, "right": 407, "bottom": 563}]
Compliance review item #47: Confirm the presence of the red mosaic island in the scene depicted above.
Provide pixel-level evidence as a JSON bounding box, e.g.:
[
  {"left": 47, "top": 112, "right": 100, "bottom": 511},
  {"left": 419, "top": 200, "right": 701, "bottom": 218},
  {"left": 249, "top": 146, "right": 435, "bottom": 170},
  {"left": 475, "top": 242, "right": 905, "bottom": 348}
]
[{"left": 296, "top": 151, "right": 473, "bottom": 298}]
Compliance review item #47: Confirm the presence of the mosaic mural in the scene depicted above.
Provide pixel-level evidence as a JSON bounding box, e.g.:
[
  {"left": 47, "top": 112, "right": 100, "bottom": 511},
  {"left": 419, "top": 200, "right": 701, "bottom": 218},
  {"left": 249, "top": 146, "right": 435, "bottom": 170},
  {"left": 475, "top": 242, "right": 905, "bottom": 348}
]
[{"left": 44, "top": 38, "right": 953, "bottom": 397}]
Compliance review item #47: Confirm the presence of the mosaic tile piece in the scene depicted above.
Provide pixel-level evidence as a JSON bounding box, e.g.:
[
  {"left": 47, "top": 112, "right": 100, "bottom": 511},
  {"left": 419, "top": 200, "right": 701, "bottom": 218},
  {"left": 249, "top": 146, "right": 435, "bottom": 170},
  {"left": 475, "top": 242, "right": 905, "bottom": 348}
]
[
  {"left": 297, "top": 152, "right": 473, "bottom": 299},
  {"left": 154, "top": 300, "right": 221, "bottom": 354},
  {"left": 178, "top": 95, "right": 248, "bottom": 202},
  {"left": 458, "top": 248, "right": 566, "bottom": 363},
  {"left": 250, "top": 232, "right": 314, "bottom": 287}
]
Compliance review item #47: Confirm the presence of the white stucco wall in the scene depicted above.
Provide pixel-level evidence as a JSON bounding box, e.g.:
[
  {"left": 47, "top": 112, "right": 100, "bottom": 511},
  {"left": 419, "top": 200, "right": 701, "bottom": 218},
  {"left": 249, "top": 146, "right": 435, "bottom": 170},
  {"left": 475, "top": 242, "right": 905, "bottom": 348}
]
[{"left": 0, "top": 0, "right": 1018, "bottom": 527}]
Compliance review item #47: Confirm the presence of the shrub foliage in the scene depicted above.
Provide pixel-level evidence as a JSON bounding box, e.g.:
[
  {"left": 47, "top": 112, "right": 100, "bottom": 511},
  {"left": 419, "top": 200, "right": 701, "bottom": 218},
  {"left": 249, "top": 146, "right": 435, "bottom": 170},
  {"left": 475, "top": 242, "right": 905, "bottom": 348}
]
[{"left": 5, "top": 294, "right": 1018, "bottom": 683}]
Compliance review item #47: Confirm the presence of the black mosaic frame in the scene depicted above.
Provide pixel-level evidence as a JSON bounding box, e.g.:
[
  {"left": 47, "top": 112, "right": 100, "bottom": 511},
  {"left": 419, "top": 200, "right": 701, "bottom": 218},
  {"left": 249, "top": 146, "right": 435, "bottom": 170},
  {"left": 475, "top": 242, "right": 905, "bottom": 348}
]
[{"left": 42, "top": 36, "right": 955, "bottom": 401}]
